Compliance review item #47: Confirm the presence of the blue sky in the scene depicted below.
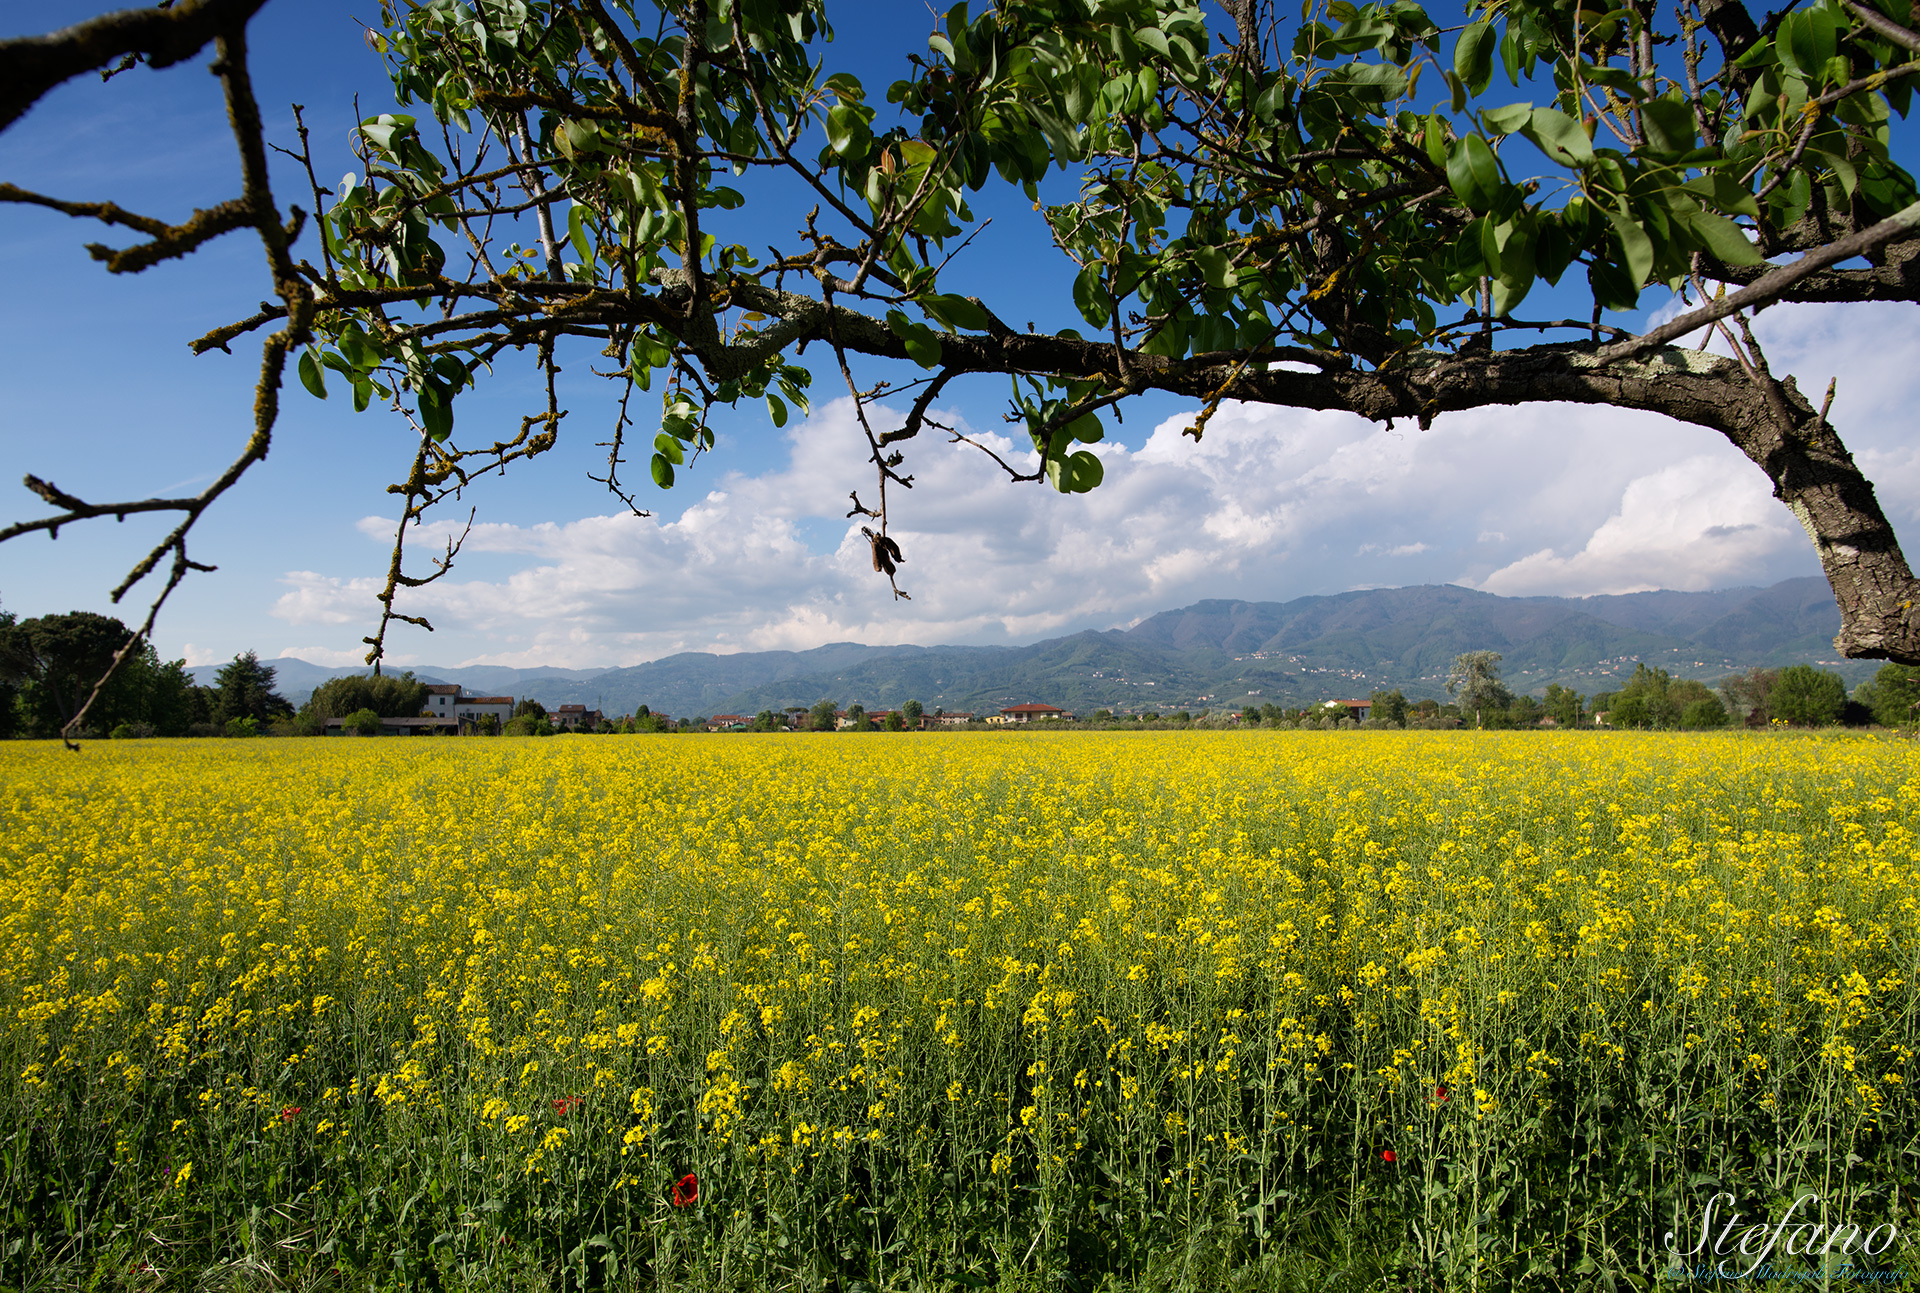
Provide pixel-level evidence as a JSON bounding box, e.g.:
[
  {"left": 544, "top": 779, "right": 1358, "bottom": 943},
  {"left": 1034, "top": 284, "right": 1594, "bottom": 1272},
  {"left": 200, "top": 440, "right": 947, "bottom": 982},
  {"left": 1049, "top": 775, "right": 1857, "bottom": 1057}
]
[{"left": 4, "top": 1, "right": 1915, "bottom": 669}]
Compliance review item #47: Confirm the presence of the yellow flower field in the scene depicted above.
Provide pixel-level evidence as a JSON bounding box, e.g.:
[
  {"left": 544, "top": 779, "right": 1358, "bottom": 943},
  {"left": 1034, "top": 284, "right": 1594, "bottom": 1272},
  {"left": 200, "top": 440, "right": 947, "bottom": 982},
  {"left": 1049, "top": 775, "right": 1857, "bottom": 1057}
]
[{"left": 2, "top": 732, "right": 1916, "bottom": 1289}]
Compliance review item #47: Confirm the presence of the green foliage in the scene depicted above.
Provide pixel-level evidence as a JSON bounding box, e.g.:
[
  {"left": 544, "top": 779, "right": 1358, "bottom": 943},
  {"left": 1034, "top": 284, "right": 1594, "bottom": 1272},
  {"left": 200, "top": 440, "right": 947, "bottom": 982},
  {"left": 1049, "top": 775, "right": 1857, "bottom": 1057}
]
[
  {"left": 1770, "top": 663, "right": 1847, "bottom": 726},
  {"left": 1865, "top": 663, "right": 1920, "bottom": 727},
  {"left": 212, "top": 652, "right": 293, "bottom": 726},
  {"left": 262, "top": 0, "right": 1919, "bottom": 543},
  {"left": 901, "top": 699, "right": 924, "bottom": 729},
  {"left": 302, "top": 671, "right": 431, "bottom": 723},
  {"left": 1369, "top": 688, "right": 1409, "bottom": 727},
  {"left": 808, "top": 699, "right": 841, "bottom": 732},
  {"left": 344, "top": 708, "right": 383, "bottom": 737},
  {"left": 1541, "top": 683, "right": 1583, "bottom": 726},
  {"left": 1681, "top": 695, "right": 1732, "bottom": 729}
]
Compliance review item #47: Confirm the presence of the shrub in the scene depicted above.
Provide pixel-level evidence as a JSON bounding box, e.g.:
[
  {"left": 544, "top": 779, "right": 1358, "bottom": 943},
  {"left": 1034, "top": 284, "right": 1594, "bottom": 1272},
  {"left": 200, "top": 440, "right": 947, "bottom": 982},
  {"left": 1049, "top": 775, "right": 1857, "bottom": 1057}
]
[
  {"left": 1679, "top": 696, "right": 1730, "bottom": 729},
  {"left": 1769, "top": 665, "right": 1846, "bottom": 727}
]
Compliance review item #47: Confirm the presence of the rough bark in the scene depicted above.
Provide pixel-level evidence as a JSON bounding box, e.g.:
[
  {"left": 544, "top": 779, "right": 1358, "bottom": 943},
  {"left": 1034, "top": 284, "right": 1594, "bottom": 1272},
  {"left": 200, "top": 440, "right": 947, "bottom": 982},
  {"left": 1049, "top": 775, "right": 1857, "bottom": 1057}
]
[{"left": 0, "top": 0, "right": 270, "bottom": 131}]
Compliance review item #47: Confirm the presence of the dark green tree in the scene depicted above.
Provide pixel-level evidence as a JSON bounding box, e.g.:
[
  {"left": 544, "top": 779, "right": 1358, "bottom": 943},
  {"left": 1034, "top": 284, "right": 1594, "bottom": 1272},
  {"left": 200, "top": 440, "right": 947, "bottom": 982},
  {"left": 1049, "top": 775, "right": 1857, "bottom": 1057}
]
[
  {"left": 1614, "top": 664, "right": 1681, "bottom": 729},
  {"left": 0, "top": 608, "right": 15, "bottom": 740},
  {"left": 1607, "top": 693, "right": 1653, "bottom": 729},
  {"left": 846, "top": 703, "right": 869, "bottom": 732},
  {"left": 901, "top": 699, "right": 924, "bottom": 730},
  {"left": 1542, "top": 684, "right": 1584, "bottom": 727},
  {"left": 212, "top": 652, "right": 293, "bottom": 726},
  {"left": 808, "top": 700, "right": 841, "bottom": 733},
  {"left": 0, "top": 611, "right": 134, "bottom": 738},
  {"left": 303, "top": 672, "right": 430, "bottom": 723},
  {"left": 1862, "top": 664, "right": 1920, "bottom": 727},
  {"left": 1770, "top": 665, "right": 1847, "bottom": 726},
  {"left": 1368, "top": 689, "right": 1409, "bottom": 727},
  {"left": 1680, "top": 695, "right": 1732, "bottom": 729}
]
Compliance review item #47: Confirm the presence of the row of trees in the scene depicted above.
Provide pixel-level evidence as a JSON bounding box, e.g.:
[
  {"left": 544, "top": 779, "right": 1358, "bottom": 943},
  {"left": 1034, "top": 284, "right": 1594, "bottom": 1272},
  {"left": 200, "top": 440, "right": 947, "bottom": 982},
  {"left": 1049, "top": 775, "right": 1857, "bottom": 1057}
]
[
  {"left": 1408, "top": 652, "right": 1920, "bottom": 730},
  {"left": 0, "top": 610, "right": 298, "bottom": 739}
]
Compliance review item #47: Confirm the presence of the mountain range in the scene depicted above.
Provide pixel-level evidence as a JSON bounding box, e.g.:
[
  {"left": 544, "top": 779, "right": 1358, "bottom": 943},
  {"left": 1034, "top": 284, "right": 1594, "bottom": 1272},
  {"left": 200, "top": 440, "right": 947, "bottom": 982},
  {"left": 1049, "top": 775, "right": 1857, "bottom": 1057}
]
[{"left": 196, "top": 576, "right": 1869, "bottom": 718}]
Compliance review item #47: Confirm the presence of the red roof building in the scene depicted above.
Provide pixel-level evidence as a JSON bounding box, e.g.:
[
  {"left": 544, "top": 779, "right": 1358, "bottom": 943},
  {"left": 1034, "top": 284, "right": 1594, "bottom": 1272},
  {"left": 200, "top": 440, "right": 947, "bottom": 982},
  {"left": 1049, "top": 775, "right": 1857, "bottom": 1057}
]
[{"left": 998, "top": 703, "right": 1070, "bottom": 723}]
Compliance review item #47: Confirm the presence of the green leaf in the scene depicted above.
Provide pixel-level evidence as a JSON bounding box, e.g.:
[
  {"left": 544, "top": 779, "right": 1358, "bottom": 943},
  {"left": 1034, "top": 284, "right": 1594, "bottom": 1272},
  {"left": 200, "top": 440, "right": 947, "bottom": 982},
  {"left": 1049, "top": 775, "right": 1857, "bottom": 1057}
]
[
  {"left": 826, "top": 104, "right": 871, "bottom": 157},
  {"left": 1680, "top": 172, "right": 1760, "bottom": 218},
  {"left": 1602, "top": 206, "right": 1655, "bottom": 288},
  {"left": 418, "top": 381, "right": 453, "bottom": 442},
  {"left": 650, "top": 453, "right": 675, "bottom": 489},
  {"left": 567, "top": 204, "right": 594, "bottom": 267},
  {"left": 654, "top": 432, "right": 685, "bottom": 466},
  {"left": 1072, "top": 263, "right": 1111, "bottom": 327},
  {"left": 1498, "top": 24, "right": 1524, "bottom": 86},
  {"left": 1522, "top": 106, "right": 1593, "bottom": 165},
  {"left": 357, "top": 113, "right": 415, "bottom": 154},
  {"left": 1683, "top": 209, "right": 1763, "bottom": 265},
  {"left": 1424, "top": 109, "right": 1450, "bottom": 170},
  {"left": 1639, "top": 96, "right": 1696, "bottom": 156},
  {"left": 1254, "top": 78, "right": 1288, "bottom": 123},
  {"left": 923, "top": 293, "right": 991, "bottom": 332},
  {"left": 1048, "top": 449, "right": 1104, "bottom": 493},
  {"left": 1068, "top": 412, "right": 1103, "bottom": 443},
  {"left": 886, "top": 309, "right": 944, "bottom": 368},
  {"left": 298, "top": 350, "right": 327, "bottom": 400},
  {"left": 1194, "top": 246, "right": 1238, "bottom": 290},
  {"left": 1481, "top": 103, "right": 1531, "bottom": 136},
  {"left": 1534, "top": 214, "right": 1573, "bottom": 284},
  {"left": 766, "top": 393, "right": 789, "bottom": 428},
  {"left": 1070, "top": 450, "right": 1104, "bottom": 492},
  {"left": 1446, "top": 135, "right": 1501, "bottom": 211},
  {"left": 824, "top": 72, "right": 865, "bottom": 103},
  {"left": 1779, "top": 8, "right": 1838, "bottom": 81},
  {"left": 1454, "top": 21, "right": 1495, "bottom": 95}
]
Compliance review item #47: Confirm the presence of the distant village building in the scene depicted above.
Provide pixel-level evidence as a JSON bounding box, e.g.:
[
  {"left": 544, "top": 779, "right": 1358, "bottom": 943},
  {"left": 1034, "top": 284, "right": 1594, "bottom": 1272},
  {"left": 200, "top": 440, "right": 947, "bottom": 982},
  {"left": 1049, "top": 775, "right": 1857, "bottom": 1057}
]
[
  {"left": 333, "top": 684, "right": 513, "bottom": 735},
  {"left": 933, "top": 712, "right": 976, "bottom": 726},
  {"left": 707, "top": 714, "right": 750, "bottom": 730},
  {"left": 996, "top": 703, "right": 1070, "bottom": 724},
  {"left": 552, "top": 704, "right": 605, "bottom": 731},
  {"left": 456, "top": 695, "right": 514, "bottom": 727},
  {"left": 1323, "top": 698, "right": 1373, "bottom": 721}
]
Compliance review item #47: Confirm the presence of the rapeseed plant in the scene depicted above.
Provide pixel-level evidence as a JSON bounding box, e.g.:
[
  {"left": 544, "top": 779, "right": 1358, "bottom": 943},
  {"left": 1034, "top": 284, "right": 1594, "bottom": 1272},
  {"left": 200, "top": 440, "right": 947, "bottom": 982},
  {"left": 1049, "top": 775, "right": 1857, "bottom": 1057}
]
[{"left": 0, "top": 732, "right": 1914, "bottom": 1289}]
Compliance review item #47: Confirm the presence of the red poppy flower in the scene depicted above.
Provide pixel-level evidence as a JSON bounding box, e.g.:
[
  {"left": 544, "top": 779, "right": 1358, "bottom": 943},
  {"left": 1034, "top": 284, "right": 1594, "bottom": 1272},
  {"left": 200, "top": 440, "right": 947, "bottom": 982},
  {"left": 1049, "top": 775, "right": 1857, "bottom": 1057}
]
[
  {"left": 279, "top": 1106, "right": 302, "bottom": 1122},
  {"left": 551, "top": 1096, "right": 582, "bottom": 1115},
  {"left": 1381, "top": 1149, "right": 1397, "bottom": 1164},
  {"left": 670, "top": 1172, "right": 699, "bottom": 1206},
  {"left": 1433, "top": 1084, "right": 1450, "bottom": 1102}
]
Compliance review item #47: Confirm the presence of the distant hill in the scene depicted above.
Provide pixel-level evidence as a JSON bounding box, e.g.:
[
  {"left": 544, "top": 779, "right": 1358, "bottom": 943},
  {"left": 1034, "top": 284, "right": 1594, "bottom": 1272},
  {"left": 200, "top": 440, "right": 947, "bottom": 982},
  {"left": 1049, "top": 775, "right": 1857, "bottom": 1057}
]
[{"left": 220, "top": 576, "right": 1868, "bottom": 717}]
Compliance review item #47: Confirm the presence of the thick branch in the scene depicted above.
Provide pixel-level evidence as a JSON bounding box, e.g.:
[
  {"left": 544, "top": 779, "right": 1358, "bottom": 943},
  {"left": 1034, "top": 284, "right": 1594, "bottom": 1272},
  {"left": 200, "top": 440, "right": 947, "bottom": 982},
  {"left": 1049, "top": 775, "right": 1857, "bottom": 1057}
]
[{"left": 0, "top": 0, "right": 269, "bottom": 130}]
